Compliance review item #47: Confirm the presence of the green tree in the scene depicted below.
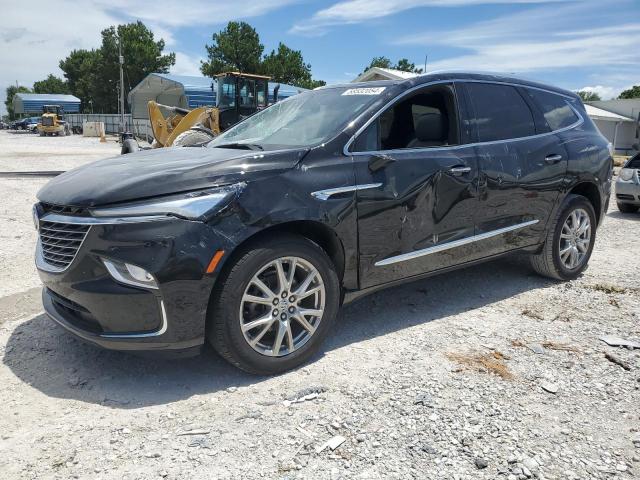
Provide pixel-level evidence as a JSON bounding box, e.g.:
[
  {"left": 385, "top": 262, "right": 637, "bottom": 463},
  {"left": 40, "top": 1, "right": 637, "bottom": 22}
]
[
  {"left": 394, "top": 58, "right": 423, "bottom": 74},
  {"left": 201, "top": 22, "right": 263, "bottom": 77},
  {"left": 5, "top": 85, "right": 31, "bottom": 119},
  {"left": 618, "top": 85, "right": 640, "bottom": 99},
  {"left": 59, "top": 49, "right": 100, "bottom": 111},
  {"left": 59, "top": 21, "right": 175, "bottom": 112},
  {"left": 261, "top": 43, "right": 325, "bottom": 90},
  {"left": 33, "top": 74, "right": 70, "bottom": 94},
  {"left": 577, "top": 90, "right": 601, "bottom": 102},
  {"left": 363, "top": 56, "right": 393, "bottom": 73},
  {"left": 95, "top": 21, "right": 175, "bottom": 112},
  {"left": 361, "top": 56, "right": 423, "bottom": 75}
]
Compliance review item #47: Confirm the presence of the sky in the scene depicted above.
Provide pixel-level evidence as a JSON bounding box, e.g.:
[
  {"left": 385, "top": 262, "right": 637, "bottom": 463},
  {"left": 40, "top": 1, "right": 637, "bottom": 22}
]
[{"left": 1, "top": 0, "right": 639, "bottom": 115}]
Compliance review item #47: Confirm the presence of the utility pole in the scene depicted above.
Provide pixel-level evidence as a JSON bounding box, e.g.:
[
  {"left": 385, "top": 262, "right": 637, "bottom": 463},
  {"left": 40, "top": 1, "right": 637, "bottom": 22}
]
[
  {"left": 424, "top": 55, "right": 428, "bottom": 73},
  {"left": 118, "top": 34, "right": 126, "bottom": 139}
]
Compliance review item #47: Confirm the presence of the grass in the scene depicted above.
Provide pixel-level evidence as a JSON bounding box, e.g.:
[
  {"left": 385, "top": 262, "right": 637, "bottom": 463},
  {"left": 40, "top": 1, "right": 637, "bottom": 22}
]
[{"left": 446, "top": 350, "right": 513, "bottom": 380}]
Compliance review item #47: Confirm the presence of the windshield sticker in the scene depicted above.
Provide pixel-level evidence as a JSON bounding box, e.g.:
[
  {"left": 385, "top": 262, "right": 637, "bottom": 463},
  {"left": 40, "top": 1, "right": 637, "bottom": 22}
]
[{"left": 342, "top": 87, "right": 386, "bottom": 96}]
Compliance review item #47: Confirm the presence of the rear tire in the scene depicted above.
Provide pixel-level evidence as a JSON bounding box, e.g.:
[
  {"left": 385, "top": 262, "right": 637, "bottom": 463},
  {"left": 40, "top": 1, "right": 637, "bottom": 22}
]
[
  {"left": 208, "top": 234, "right": 340, "bottom": 375},
  {"left": 530, "top": 194, "right": 596, "bottom": 280},
  {"left": 617, "top": 202, "right": 638, "bottom": 213}
]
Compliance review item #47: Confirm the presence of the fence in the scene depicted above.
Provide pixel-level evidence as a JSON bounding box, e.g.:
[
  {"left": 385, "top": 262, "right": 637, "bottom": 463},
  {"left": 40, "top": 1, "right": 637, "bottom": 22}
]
[{"left": 65, "top": 114, "right": 153, "bottom": 143}]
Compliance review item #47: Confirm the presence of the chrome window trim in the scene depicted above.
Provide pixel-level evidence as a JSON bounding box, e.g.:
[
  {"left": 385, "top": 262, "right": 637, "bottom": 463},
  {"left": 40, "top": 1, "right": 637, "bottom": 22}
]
[
  {"left": 374, "top": 219, "right": 539, "bottom": 267},
  {"left": 100, "top": 300, "right": 168, "bottom": 338},
  {"left": 342, "top": 79, "right": 584, "bottom": 157},
  {"left": 311, "top": 183, "right": 383, "bottom": 200}
]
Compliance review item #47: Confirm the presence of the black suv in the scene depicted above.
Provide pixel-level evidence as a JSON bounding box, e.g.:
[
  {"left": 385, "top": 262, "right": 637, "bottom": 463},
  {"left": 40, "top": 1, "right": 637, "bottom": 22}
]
[{"left": 34, "top": 72, "right": 612, "bottom": 374}]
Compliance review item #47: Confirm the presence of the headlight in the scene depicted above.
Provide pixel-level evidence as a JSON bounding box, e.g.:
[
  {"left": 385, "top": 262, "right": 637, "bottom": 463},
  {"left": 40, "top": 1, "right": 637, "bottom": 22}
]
[
  {"left": 90, "top": 183, "right": 244, "bottom": 221},
  {"left": 619, "top": 168, "right": 634, "bottom": 181}
]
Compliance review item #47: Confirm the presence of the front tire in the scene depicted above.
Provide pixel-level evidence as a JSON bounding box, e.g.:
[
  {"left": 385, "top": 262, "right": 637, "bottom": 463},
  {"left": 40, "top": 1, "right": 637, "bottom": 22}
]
[
  {"left": 530, "top": 194, "right": 596, "bottom": 280},
  {"left": 617, "top": 202, "right": 638, "bottom": 213},
  {"left": 172, "top": 128, "right": 215, "bottom": 147},
  {"left": 208, "top": 235, "right": 340, "bottom": 375}
]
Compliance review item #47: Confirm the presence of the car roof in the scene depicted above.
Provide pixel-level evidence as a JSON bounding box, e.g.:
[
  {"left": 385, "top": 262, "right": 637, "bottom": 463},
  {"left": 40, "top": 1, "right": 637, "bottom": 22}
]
[{"left": 319, "top": 71, "right": 578, "bottom": 99}]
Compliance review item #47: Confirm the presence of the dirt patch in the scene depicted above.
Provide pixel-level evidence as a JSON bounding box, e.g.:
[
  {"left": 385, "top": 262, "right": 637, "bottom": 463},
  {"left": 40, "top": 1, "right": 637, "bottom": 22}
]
[
  {"left": 446, "top": 350, "right": 514, "bottom": 380},
  {"left": 0, "top": 287, "right": 42, "bottom": 326}
]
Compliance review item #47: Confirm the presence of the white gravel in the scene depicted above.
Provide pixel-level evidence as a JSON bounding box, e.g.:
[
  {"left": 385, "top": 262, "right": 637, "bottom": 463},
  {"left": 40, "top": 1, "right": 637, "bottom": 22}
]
[
  {"left": 0, "top": 132, "right": 638, "bottom": 479},
  {"left": 0, "top": 129, "right": 120, "bottom": 172}
]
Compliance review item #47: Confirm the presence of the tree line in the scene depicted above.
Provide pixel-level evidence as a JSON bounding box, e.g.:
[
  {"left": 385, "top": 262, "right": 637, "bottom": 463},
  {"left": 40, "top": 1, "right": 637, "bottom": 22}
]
[{"left": 6, "top": 19, "right": 639, "bottom": 118}]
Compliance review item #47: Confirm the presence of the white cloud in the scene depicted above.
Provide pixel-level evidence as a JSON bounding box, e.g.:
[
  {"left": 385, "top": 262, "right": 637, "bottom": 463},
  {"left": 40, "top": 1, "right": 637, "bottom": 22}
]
[
  {"left": 171, "top": 52, "right": 205, "bottom": 77},
  {"left": 575, "top": 85, "right": 626, "bottom": 101},
  {"left": 290, "top": 0, "right": 565, "bottom": 36},
  {"left": 0, "top": 0, "right": 300, "bottom": 115},
  {"left": 391, "top": 1, "right": 640, "bottom": 95}
]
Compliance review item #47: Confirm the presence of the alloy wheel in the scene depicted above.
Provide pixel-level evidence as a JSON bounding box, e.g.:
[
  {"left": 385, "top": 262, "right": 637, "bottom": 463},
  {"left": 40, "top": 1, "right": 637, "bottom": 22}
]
[
  {"left": 559, "top": 208, "right": 591, "bottom": 270},
  {"left": 239, "top": 256, "right": 325, "bottom": 357}
]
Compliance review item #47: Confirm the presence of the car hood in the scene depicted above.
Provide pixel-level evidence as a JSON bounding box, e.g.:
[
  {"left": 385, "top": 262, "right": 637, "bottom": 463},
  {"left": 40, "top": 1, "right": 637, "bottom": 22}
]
[{"left": 37, "top": 146, "right": 307, "bottom": 207}]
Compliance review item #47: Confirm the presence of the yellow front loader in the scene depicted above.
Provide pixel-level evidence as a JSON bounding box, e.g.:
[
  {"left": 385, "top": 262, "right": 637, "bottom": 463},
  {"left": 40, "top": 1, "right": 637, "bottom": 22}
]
[
  {"left": 37, "top": 105, "right": 70, "bottom": 137},
  {"left": 121, "top": 72, "right": 275, "bottom": 154}
]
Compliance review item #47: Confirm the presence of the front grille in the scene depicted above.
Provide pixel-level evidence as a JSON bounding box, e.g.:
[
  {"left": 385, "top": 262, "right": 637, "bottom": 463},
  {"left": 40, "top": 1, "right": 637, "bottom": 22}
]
[
  {"left": 39, "top": 219, "right": 90, "bottom": 269},
  {"left": 42, "top": 117, "right": 54, "bottom": 126},
  {"left": 41, "top": 202, "right": 89, "bottom": 217}
]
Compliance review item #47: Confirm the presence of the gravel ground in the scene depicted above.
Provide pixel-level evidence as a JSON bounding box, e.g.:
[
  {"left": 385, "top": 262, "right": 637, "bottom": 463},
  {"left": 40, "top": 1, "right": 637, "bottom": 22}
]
[
  {"left": 0, "top": 130, "right": 120, "bottom": 172},
  {"left": 0, "top": 131, "right": 638, "bottom": 479}
]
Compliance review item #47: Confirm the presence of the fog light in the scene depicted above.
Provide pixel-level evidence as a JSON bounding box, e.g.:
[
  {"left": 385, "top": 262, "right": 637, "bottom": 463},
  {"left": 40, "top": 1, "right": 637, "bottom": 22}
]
[{"left": 102, "top": 258, "right": 158, "bottom": 289}]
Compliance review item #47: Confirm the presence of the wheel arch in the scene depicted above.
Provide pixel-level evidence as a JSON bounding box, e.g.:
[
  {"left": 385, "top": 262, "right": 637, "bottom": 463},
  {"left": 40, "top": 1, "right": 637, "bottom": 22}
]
[
  {"left": 204, "top": 220, "right": 347, "bottom": 344},
  {"left": 566, "top": 181, "right": 602, "bottom": 224},
  {"left": 225, "top": 221, "right": 346, "bottom": 282}
]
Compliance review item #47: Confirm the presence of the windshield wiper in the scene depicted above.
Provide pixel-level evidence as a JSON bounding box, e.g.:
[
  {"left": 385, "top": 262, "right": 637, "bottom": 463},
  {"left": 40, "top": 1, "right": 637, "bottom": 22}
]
[{"left": 213, "top": 143, "right": 264, "bottom": 151}]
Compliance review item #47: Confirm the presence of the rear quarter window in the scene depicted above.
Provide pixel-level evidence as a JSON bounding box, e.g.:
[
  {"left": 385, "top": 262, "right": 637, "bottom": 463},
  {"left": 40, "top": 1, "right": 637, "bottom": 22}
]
[
  {"left": 465, "top": 83, "right": 536, "bottom": 142},
  {"left": 524, "top": 88, "right": 579, "bottom": 131}
]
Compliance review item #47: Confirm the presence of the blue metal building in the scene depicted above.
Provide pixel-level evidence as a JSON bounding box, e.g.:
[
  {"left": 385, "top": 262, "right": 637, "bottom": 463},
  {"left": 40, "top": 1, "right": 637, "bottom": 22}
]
[
  {"left": 128, "top": 73, "right": 305, "bottom": 119},
  {"left": 13, "top": 93, "right": 81, "bottom": 114}
]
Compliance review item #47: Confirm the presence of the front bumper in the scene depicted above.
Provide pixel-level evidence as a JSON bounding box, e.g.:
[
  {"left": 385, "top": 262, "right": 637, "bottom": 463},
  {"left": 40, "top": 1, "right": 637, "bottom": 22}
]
[
  {"left": 36, "top": 213, "right": 234, "bottom": 354},
  {"left": 615, "top": 178, "right": 640, "bottom": 205}
]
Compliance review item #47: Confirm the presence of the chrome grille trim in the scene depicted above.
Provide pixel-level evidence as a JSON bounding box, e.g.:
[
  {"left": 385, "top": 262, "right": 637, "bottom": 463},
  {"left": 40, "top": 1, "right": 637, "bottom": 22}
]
[{"left": 37, "top": 218, "right": 90, "bottom": 272}]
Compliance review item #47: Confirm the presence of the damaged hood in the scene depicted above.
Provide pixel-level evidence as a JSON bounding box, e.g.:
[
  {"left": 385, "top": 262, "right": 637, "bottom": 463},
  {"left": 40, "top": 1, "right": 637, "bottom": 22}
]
[{"left": 37, "top": 146, "right": 307, "bottom": 207}]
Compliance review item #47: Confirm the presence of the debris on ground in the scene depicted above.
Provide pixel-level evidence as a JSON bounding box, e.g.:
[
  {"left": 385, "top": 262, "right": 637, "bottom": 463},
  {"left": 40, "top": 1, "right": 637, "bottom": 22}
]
[
  {"left": 521, "top": 308, "right": 544, "bottom": 320},
  {"left": 541, "top": 381, "right": 559, "bottom": 394},
  {"left": 589, "top": 283, "right": 631, "bottom": 294},
  {"left": 315, "top": 435, "right": 346, "bottom": 454},
  {"left": 604, "top": 352, "right": 632, "bottom": 371},
  {"left": 528, "top": 343, "right": 545, "bottom": 354},
  {"left": 600, "top": 335, "right": 640, "bottom": 349},
  {"left": 541, "top": 341, "right": 580, "bottom": 352},
  {"left": 285, "top": 385, "right": 327, "bottom": 404},
  {"left": 176, "top": 429, "right": 211, "bottom": 436}
]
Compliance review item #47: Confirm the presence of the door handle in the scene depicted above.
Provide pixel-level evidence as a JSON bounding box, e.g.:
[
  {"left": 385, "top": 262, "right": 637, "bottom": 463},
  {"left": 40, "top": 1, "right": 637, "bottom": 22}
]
[
  {"left": 448, "top": 165, "right": 471, "bottom": 176},
  {"left": 544, "top": 154, "right": 563, "bottom": 164},
  {"left": 368, "top": 153, "right": 396, "bottom": 173}
]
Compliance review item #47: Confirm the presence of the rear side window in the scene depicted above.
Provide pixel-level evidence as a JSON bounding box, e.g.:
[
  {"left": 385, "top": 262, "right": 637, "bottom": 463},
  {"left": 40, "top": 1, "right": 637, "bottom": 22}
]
[
  {"left": 466, "top": 83, "right": 535, "bottom": 142},
  {"left": 525, "top": 88, "right": 579, "bottom": 131}
]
